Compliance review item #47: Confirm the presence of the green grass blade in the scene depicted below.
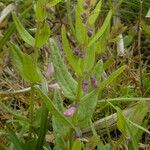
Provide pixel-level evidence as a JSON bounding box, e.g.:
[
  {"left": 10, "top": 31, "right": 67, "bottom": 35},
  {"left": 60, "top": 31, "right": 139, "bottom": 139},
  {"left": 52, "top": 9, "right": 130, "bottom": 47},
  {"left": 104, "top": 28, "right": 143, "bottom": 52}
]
[{"left": 7, "top": 127, "right": 23, "bottom": 150}]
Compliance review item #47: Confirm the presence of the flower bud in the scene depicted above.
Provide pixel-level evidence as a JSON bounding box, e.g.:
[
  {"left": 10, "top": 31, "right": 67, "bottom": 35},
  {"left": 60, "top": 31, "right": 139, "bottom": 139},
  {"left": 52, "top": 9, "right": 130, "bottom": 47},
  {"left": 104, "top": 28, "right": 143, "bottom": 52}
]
[
  {"left": 63, "top": 105, "right": 76, "bottom": 117},
  {"left": 73, "top": 47, "right": 80, "bottom": 56},
  {"left": 79, "top": 51, "right": 86, "bottom": 58},
  {"left": 82, "top": 79, "right": 88, "bottom": 92},
  {"left": 81, "top": 12, "right": 86, "bottom": 19},
  {"left": 81, "top": 12, "right": 87, "bottom": 24},
  {"left": 101, "top": 55, "right": 107, "bottom": 62},
  {"left": 90, "top": 75, "right": 98, "bottom": 89},
  {"left": 45, "top": 63, "right": 54, "bottom": 79},
  {"left": 87, "top": 28, "right": 93, "bottom": 37},
  {"left": 48, "top": 83, "right": 60, "bottom": 90}
]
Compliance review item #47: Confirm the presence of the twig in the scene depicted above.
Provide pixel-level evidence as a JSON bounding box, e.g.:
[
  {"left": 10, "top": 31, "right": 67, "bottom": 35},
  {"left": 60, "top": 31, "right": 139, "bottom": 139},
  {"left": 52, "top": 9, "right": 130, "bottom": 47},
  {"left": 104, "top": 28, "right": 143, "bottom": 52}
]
[{"left": 82, "top": 101, "right": 150, "bottom": 137}]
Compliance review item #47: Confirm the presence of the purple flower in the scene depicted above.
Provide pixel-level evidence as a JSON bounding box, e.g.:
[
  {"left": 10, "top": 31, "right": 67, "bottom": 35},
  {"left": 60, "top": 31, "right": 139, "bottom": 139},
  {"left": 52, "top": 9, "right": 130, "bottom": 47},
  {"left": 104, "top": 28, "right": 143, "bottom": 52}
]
[
  {"left": 74, "top": 131, "right": 82, "bottom": 139},
  {"left": 90, "top": 75, "right": 98, "bottom": 89},
  {"left": 45, "top": 63, "right": 54, "bottom": 79},
  {"left": 63, "top": 105, "right": 76, "bottom": 117},
  {"left": 101, "top": 55, "right": 107, "bottom": 62},
  {"left": 81, "top": 12, "right": 86, "bottom": 19},
  {"left": 73, "top": 47, "right": 80, "bottom": 56},
  {"left": 79, "top": 51, "right": 86, "bottom": 58},
  {"left": 87, "top": 28, "right": 93, "bottom": 37},
  {"left": 82, "top": 79, "right": 88, "bottom": 92},
  {"left": 44, "top": 45, "right": 51, "bottom": 53},
  {"left": 81, "top": 12, "right": 87, "bottom": 24}
]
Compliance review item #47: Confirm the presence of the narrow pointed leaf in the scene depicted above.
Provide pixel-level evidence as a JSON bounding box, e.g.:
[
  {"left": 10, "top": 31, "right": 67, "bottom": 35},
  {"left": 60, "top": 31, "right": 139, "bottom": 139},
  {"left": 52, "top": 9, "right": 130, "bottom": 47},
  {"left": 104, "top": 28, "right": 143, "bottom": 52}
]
[
  {"left": 98, "top": 65, "right": 127, "bottom": 93},
  {"left": 36, "top": 87, "right": 76, "bottom": 129},
  {"left": 89, "top": 0, "right": 102, "bottom": 26},
  {"left": 36, "top": 0, "right": 48, "bottom": 21},
  {"left": 47, "top": 0, "right": 62, "bottom": 7},
  {"left": 75, "top": 0, "right": 87, "bottom": 44},
  {"left": 83, "top": 44, "right": 95, "bottom": 72},
  {"left": 88, "top": 9, "right": 113, "bottom": 47},
  {"left": 7, "top": 127, "right": 23, "bottom": 150},
  {"left": 12, "top": 13, "right": 35, "bottom": 47},
  {"left": 61, "top": 25, "right": 81, "bottom": 75},
  {"left": 35, "top": 22, "right": 50, "bottom": 48}
]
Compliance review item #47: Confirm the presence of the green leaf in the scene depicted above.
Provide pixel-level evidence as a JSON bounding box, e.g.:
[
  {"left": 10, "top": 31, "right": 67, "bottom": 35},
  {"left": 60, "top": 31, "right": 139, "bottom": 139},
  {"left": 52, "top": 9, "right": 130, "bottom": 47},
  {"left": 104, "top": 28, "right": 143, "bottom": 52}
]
[
  {"left": 75, "top": 0, "right": 87, "bottom": 44},
  {"left": 9, "top": 43, "right": 43, "bottom": 83},
  {"left": 91, "top": 60, "right": 103, "bottom": 81},
  {"left": 83, "top": 44, "right": 95, "bottom": 72},
  {"left": 12, "top": 13, "right": 35, "bottom": 47},
  {"left": 0, "top": 6, "right": 32, "bottom": 52},
  {"left": 7, "top": 127, "right": 23, "bottom": 150},
  {"left": 88, "top": 9, "right": 113, "bottom": 47},
  {"left": 88, "top": 0, "right": 102, "bottom": 26},
  {"left": 116, "top": 107, "right": 138, "bottom": 149},
  {"left": 36, "top": 87, "right": 76, "bottom": 129},
  {"left": 23, "top": 139, "right": 36, "bottom": 150},
  {"left": 98, "top": 65, "right": 127, "bottom": 93},
  {"left": 117, "top": 107, "right": 127, "bottom": 134},
  {"left": 52, "top": 90, "right": 67, "bottom": 150},
  {"left": 61, "top": 25, "right": 81, "bottom": 75},
  {"left": 96, "top": 23, "right": 110, "bottom": 54},
  {"left": 77, "top": 91, "right": 98, "bottom": 127},
  {"left": 36, "top": 0, "right": 48, "bottom": 21},
  {"left": 47, "top": 0, "right": 62, "bottom": 7},
  {"left": 49, "top": 38, "right": 77, "bottom": 100},
  {"left": 35, "top": 22, "right": 50, "bottom": 48},
  {"left": 72, "top": 140, "right": 83, "bottom": 150}
]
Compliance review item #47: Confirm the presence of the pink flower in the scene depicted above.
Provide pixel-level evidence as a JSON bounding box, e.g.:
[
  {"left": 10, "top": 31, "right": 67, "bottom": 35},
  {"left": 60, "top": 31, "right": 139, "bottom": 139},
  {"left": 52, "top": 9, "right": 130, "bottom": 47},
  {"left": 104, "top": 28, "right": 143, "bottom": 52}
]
[
  {"left": 48, "top": 83, "right": 60, "bottom": 90},
  {"left": 45, "top": 63, "right": 54, "bottom": 79},
  {"left": 63, "top": 105, "right": 76, "bottom": 117}
]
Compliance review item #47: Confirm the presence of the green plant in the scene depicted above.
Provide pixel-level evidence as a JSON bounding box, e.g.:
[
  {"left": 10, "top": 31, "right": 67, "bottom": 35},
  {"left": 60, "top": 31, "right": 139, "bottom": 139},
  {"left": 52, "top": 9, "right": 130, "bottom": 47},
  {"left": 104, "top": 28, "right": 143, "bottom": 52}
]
[{"left": 0, "top": 0, "right": 149, "bottom": 149}]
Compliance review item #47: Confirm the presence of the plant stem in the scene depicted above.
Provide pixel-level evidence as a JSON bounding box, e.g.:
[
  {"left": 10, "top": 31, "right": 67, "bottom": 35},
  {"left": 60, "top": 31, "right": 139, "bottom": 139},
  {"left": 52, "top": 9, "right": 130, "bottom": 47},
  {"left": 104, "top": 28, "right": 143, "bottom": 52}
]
[
  {"left": 29, "top": 84, "right": 35, "bottom": 137},
  {"left": 76, "top": 76, "right": 82, "bottom": 101},
  {"left": 138, "top": 0, "right": 144, "bottom": 96},
  {"left": 35, "top": 104, "right": 49, "bottom": 150}
]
